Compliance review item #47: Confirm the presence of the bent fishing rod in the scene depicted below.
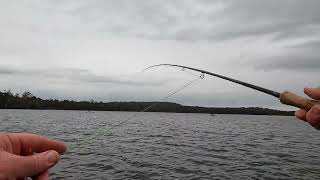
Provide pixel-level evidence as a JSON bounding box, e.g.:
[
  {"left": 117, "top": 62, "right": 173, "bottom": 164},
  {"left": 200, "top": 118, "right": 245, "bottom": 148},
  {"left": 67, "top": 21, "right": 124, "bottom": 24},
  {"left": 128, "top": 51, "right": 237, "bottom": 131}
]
[{"left": 144, "top": 64, "right": 319, "bottom": 111}]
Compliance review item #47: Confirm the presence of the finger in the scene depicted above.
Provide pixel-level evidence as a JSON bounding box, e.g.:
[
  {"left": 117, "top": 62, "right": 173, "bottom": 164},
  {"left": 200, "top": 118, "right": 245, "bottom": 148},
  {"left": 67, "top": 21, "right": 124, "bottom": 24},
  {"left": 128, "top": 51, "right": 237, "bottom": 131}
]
[
  {"left": 1, "top": 150, "right": 59, "bottom": 178},
  {"left": 304, "top": 87, "right": 320, "bottom": 100},
  {"left": 9, "top": 133, "right": 66, "bottom": 155},
  {"left": 33, "top": 170, "right": 49, "bottom": 180},
  {"left": 306, "top": 104, "right": 320, "bottom": 129},
  {"left": 295, "top": 109, "right": 307, "bottom": 121}
]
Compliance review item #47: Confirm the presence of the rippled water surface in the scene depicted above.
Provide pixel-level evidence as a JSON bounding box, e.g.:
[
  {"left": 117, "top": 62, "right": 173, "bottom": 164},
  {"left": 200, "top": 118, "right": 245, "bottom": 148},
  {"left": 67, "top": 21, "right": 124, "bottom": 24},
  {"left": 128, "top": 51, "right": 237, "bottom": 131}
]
[{"left": 1, "top": 109, "right": 320, "bottom": 179}]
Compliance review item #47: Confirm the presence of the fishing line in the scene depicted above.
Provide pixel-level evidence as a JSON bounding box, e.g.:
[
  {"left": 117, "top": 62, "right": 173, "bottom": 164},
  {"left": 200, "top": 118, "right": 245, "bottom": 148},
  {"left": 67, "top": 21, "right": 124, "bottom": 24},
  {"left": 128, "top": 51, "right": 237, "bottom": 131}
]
[{"left": 73, "top": 73, "right": 204, "bottom": 149}]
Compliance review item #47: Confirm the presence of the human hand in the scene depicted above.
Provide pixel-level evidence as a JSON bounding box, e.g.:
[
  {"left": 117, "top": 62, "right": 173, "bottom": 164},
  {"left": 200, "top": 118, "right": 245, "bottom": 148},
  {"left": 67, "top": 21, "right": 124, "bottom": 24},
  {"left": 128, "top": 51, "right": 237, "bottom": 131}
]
[
  {"left": 295, "top": 87, "right": 320, "bottom": 129},
  {"left": 0, "top": 133, "right": 66, "bottom": 180}
]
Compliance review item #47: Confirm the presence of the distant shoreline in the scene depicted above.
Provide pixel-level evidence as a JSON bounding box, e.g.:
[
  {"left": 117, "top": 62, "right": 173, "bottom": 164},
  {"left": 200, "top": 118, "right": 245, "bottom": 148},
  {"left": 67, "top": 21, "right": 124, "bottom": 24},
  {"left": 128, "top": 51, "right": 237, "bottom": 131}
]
[
  {"left": 0, "top": 108, "right": 294, "bottom": 116},
  {"left": 0, "top": 91, "right": 294, "bottom": 116}
]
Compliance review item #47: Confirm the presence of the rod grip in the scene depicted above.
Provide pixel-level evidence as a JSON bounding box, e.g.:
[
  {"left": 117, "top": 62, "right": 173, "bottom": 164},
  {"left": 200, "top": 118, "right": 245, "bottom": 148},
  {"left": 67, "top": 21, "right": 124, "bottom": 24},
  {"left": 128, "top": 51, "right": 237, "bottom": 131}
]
[{"left": 280, "top": 91, "right": 319, "bottom": 111}]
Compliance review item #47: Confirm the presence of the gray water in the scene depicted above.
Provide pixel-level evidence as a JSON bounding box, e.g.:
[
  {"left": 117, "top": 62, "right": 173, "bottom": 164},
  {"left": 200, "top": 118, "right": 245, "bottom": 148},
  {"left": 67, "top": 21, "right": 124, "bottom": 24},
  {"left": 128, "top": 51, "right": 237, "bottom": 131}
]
[{"left": 0, "top": 109, "right": 320, "bottom": 179}]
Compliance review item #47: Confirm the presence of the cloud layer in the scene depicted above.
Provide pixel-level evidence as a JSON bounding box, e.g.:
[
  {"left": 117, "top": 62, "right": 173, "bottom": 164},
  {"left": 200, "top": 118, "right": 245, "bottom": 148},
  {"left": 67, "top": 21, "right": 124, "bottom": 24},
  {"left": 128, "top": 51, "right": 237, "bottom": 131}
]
[
  {"left": 0, "top": 0, "right": 319, "bottom": 109},
  {"left": 0, "top": 65, "right": 170, "bottom": 86},
  {"left": 66, "top": 0, "right": 320, "bottom": 41}
]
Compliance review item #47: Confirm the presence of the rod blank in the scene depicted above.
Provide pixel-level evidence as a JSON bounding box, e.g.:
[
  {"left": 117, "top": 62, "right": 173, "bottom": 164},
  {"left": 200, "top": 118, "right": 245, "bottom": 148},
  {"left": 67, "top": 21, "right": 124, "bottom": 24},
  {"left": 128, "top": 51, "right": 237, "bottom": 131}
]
[{"left": 145, "top": 64, "right": 319, "bottom": 110}]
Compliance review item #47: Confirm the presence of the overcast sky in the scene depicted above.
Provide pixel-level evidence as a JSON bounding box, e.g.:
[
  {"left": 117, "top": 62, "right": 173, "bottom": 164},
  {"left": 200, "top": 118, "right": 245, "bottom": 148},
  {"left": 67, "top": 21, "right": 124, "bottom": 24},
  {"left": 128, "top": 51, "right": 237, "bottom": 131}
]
[{"left": 0, "top": 0, "right": 319, "bottom": 110}]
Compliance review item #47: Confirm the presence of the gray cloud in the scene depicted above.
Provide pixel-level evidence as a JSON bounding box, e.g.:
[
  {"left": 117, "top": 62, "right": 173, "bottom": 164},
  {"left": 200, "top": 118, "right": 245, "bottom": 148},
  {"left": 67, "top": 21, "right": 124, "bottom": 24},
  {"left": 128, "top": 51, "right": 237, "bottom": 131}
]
[
  {"left": 60, "top": 0, "right": 320, "bottom": 42},
  {"left": 254, "top": 40, "right": 320, "bottom": 71},
  {"left": 0, "top": 65, "right": 166, "bottom": 86},
  {"left": 0, "top": 67, "right": 15, "bottom": 75},
  {"left": 255, "top": 56, "right": 320, "bottom": 71},
  {"left": 2, "top": 1, "right": 320, "bottom": 42},
  {"left": 207, "top": 0, "right": 320, "bottom": 41},
  {"left": 290, "top": 40, "right": 320, "bottom": 50}
]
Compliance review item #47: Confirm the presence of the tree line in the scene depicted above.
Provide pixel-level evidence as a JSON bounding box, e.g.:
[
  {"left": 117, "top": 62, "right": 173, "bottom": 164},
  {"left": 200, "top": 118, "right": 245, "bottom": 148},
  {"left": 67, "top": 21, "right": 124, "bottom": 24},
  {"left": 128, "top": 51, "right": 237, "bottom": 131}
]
[{"left": 0, "top": 90, "right": 294, "bottom": 116}]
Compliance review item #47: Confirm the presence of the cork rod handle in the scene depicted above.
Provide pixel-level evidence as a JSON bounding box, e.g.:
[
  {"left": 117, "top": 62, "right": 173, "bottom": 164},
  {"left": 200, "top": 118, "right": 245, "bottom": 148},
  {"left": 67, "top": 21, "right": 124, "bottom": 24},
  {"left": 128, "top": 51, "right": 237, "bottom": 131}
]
[{"left": 280, "top": 91, "right": 319, "bottom": 111}]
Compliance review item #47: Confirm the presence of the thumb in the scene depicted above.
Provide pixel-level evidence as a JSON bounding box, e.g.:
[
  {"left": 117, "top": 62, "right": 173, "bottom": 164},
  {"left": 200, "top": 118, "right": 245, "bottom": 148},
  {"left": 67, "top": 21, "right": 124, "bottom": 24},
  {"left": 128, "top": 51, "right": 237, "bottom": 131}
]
[
  {"left": 304, "top": 87, "right": 320, "bottom": 100},
  {"left": 306, "top": 104, "right": 320, "bottom": 129},
  {"left": 3, "top": 150, "right": 59, "bottom": 178}
]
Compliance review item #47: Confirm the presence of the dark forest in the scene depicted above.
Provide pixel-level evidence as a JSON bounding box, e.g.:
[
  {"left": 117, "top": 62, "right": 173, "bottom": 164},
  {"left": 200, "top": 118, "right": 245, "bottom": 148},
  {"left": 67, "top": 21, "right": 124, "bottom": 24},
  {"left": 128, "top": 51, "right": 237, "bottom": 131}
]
[{"left": 0, "top": 90, "right": 294, "bottom": 116}]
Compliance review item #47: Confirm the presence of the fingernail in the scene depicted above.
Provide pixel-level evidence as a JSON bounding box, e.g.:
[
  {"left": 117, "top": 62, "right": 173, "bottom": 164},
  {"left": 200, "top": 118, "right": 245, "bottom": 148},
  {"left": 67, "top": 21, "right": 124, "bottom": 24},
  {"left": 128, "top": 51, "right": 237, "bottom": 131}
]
[{"left": 46, "top": 151, "right": 58, "bottom": 165}]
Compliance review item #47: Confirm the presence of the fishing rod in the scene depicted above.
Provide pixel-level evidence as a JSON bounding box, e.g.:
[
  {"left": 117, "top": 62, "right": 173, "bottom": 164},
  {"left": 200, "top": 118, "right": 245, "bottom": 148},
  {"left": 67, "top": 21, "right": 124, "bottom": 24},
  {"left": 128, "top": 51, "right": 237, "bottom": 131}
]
[{"left": 144, "top": 64, "right": 319, "bottom": 111}]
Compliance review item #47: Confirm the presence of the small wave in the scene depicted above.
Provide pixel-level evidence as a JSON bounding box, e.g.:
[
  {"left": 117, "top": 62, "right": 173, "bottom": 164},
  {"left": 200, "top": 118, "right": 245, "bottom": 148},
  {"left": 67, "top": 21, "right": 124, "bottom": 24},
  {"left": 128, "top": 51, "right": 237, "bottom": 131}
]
[
  {"left": 147, "top": 134, "right": 173, "bottom": 138},
  {"left": 83, "top": 162, "right": 114, "bottom": 171}
]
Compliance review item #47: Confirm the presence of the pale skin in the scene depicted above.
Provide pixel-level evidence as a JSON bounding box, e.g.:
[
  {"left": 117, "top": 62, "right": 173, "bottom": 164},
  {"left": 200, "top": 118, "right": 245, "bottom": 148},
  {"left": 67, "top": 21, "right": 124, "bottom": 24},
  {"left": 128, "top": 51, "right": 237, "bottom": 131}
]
[
  {"left": 0, "top": 133, "right": 66, "bottom": 180},
  {"left": 295, "top": 87, "right": 320, "bottom": 129}
]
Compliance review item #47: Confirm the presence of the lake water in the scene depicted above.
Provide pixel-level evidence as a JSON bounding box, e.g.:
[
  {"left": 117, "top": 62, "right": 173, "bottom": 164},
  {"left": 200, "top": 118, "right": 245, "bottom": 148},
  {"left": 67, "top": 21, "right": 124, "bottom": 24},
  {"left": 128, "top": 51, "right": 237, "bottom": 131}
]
[{"left": 0, "top": 109, "right": 320, "bottom": 179}]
